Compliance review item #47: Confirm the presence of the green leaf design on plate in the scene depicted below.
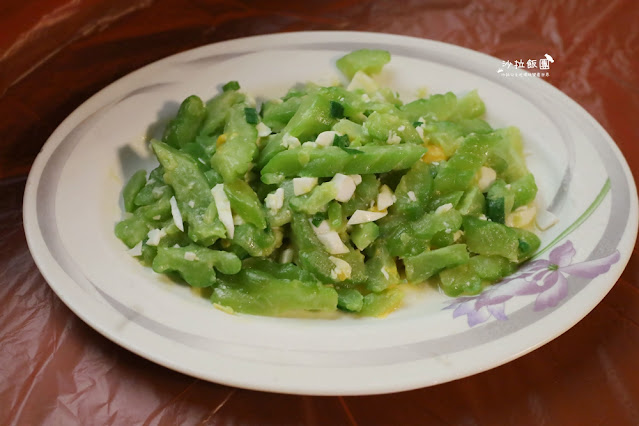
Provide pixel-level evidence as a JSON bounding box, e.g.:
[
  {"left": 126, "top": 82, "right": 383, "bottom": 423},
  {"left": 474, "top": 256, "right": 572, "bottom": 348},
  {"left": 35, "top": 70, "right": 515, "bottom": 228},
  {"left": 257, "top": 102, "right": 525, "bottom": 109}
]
[{"left": 533, "top": 178, "right": 610, "bottom": 258}]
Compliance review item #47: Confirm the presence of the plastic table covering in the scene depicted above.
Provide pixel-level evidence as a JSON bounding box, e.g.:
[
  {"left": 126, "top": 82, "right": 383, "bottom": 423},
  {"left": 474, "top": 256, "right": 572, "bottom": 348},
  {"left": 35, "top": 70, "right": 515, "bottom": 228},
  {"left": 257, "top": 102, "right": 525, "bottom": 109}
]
[{"left": 2, "top": 0, "right": 639, "bottom": 424}]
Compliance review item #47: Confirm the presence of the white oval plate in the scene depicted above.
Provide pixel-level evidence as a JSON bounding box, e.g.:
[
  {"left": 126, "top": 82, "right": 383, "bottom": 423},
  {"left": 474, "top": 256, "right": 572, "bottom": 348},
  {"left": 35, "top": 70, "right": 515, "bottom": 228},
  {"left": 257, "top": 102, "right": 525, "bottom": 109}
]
[{"left": 24, "top": 31, "right": 638, "bottom": 395}]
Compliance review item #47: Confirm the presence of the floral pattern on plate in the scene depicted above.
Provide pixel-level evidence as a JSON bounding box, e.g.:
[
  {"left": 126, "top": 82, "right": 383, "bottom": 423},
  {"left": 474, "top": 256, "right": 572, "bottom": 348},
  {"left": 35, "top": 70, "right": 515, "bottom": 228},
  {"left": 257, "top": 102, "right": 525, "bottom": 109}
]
[{"left": 445, "top": 240, "right": 621, "bottom": 327}]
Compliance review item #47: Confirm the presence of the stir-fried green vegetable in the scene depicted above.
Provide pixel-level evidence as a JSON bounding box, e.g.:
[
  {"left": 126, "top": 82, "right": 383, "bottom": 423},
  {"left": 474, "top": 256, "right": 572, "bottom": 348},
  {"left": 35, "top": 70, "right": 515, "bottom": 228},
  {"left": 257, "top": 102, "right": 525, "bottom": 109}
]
[{"left": 116, "top": 49, "right": 541, "bottom": 318}]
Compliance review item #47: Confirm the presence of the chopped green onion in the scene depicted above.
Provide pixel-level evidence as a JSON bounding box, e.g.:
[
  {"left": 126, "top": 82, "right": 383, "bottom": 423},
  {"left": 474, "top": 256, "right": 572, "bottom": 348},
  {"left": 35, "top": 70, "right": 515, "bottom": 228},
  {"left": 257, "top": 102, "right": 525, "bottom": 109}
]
[
  {"left": 339, "top": 146, "right": 361, "bottom": 155},
  {"left": 311, "top": 212, "right": 327, "bottom": 227},
  {"left": 244, "top": 107, "right": 259, "bottom": 124},
  {"left": 330, "top": 101, "right": 345, "bottom": 119},
  {"left": 333, "top": 134, "right": 350, "bottom": 148}
]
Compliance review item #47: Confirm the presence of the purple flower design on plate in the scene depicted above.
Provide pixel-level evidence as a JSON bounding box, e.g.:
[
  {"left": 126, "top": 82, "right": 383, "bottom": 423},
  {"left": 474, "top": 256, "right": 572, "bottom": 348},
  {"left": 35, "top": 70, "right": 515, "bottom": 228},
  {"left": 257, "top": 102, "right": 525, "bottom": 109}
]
[{"left": 444, "top": 240, "right": 620, "bottom": 327}]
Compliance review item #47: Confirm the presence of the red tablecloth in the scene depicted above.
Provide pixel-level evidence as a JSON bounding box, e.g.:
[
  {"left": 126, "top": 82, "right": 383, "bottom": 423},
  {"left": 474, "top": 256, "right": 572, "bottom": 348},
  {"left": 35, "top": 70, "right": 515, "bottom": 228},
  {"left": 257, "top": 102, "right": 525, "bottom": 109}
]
[{"left": 2, "top": 0, "right": 638, "bottom": 424}]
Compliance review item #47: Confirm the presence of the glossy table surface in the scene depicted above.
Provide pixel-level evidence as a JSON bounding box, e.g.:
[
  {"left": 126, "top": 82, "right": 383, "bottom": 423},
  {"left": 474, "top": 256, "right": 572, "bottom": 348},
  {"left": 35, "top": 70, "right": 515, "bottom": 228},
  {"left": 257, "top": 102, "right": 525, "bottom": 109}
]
[{"left": 2, "top": 0, "right": 638, "bottom": 424}]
